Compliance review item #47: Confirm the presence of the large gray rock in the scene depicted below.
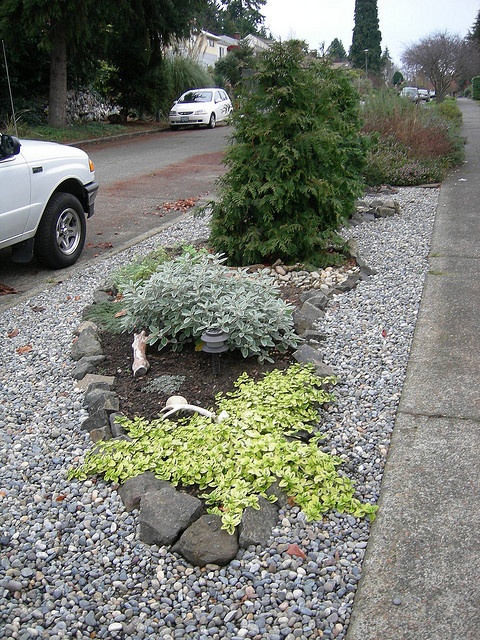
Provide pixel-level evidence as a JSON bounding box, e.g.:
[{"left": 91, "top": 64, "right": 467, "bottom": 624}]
[
  {"left": 293, "top": 343, "right": 335, "bottom": 377},
  {"left": 265, "top": 481, "right": 290, "bottom": 509},
  {"left": 351, "top": 198, "right": 400, "bottom": 226},
  {"left": 172, "top": 514, "right": 239, "bottom": 567},
  {"left": 139, "top": 488, "right": 204, "bottom": 546},
  {"left": 74, "top": 320, "right": 98, "bottom": 335},
  {"left": 85, "top": 390, "right": 120, "bottom": 414},
  {"left": 93, "top": 289, "right": 115, "bottom": 304},
  {"left": 238, "top": 495, "right": 279, "bottom": 548},
  {"left": 302, "top": 300, "right": 326, "bottom": 319},
  {"left": 331, "top": 272, "right": 361, "bottom": 294},
  {"left": 81, "top": 408, "right": 110, "bottom": 433},
  {"left": 86, "top": 379, "right": 113, "bottom": 394},
  {"left": 293, "top": 302, "right": 324, "bottom": 334},
  {"left": 300, "top": 290, "right": 330, "bottom": 310},
  {"left": 72, "top": 359, "right": 96, "bottom": 381},
  {"left": 349, "top": 211, "right": 375, "bottom": 226},
  {"left": 89, "top": 425, "right": 112, "bottom": 443},
  {"left": 74, "top": 373, "right": 115, "bottom": 392},
  {"left": 301, "top": 329, "right": 327, "bottom": 345},
  {"left": 119, "top": 472, "right": 173, "bottom": 511},
  {"left": 71, "top": 324, "right": 103, "bottom": 361},
  {"left": 356, "top": 255, "right": 377, "bottom": 277},
  {"left": 109, "top": 413, "right": 130, "bottom": 439},
  {"left": 72, "top": 355, "right": 106, "bottom": 380},
  {"left": 376, "top": 205, "right": 396, "bottom": 218}
]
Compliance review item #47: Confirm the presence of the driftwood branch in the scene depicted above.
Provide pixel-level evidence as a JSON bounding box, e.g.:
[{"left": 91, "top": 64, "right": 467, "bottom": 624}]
[
  {"left": 160, "top": 396, "right": 229, "bottom": 423},
  {"left": 132, "top": 331, "right": 150, "bottom": 378},
  {"left": 161, "top": 403, "right": 215, "bottom": 419}
]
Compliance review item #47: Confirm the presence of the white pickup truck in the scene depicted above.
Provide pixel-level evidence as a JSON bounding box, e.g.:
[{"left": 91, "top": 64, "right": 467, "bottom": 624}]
[{"left": 0, "top": 132, "right": 98, "bottom": 269}]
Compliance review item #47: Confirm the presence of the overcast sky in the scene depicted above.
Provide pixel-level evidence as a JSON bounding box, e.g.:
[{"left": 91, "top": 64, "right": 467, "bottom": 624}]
[{"left": 261, "top": 0, "right": 479, "bottom": 66}]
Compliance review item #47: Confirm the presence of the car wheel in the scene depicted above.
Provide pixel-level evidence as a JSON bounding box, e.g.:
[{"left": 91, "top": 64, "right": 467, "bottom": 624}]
[
  {"left": 34, "top": 192, "right": 86, "bottom": 269},
  {"left": 208, "top": 113, "right": 216, "bottom": 129},
  {"left": 170, "top": 125, "right": 179, "bottom": 130}
]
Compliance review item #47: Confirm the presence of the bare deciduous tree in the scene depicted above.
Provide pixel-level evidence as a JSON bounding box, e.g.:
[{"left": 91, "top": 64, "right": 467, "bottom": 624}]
[{"left": 402, "top": 31, "right": 477, "bottom": 101}]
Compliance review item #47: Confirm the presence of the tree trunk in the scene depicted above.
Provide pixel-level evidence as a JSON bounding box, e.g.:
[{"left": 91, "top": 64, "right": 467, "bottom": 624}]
[{"left": 48, "top": 21, "right": 67, "bottom": 128}]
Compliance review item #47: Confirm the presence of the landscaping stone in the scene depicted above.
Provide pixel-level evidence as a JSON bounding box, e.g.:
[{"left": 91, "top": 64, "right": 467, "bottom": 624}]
[
  {"left": 86, "top": 390, "right": 120, "bottom": 414},
  {"left": 74, "top": 320, "right": 98, "bottom": 335},
  {"left": 74, "top": 373, "right": 115, "bottom": 391},
  {"left": 72, "top": 355, "right": 106, "bottom": 379},
  {"left": 92, "top": 289, "right": 115, "bottom": 304},
  {"left": 84, "top": 387, "right": 119, "bottom": 410},
  {"left": 172, "top": 514, "right": 239, "bottom": 566},
  {"left": 109, "top": 413, "right": 130, "bottom": 439},
  {"left": 265, "top": 481, "right": 290, "bottom": 509},
  {"left": 354, "top": 197, "right": 400, "bottom": 222},
  {"left": 72, "top": 359, "right": 95, "bottom": 380},
  {"left": 293, "top": 343, "right": 335, "bottom": 377},
  {"left": 350, "top": 211, "right": 376, "bottom": 225},
  {"left": 300, "top": 290, "right": 330, "bottom": 309},
  {"left": 293, "top": 309, "right": 320, "bottom": 335},
  {"left": 118, "top": 472, "right": 173, "bottom": 511},
  {"left": 89, "top": 425, "right": 112, "bottom": 443},
  {"left": 301, "top": 329, "right": 327, "bottom": 344},
  {"left": 301, "top": 299, "right": 326, "bottom": 322},
  {"left": 85, "top": 379, "right": 113, "bottom": 394},
  {"left": 238, "top": 495, "right": 279, "bottom": 548},
  {"left": 139, "top": 488, "right": 204, "bottom": 546},
  {"left": 80, "top": 408, "right": 111, "bottom": 433},
  {"left": 376, "top": 205, "right": 396, "bottom": 218},
  {"left": 71, "top": 322, "right": 103, "bottom": 360},
  {"left": 356, "top": 255, "right": 377, "bottom": 277},
  {"left": 330, "top": 271, "right": 362, "bottom": 294}
]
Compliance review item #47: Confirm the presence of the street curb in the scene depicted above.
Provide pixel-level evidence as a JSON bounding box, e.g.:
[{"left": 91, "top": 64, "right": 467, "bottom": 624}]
[{"left": 68, "top": 125, "right": 169, "bottom": 149}]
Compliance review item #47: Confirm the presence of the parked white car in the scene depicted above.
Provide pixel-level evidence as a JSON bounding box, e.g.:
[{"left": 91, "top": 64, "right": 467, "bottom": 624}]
[
  {"left": 0, "top": 133, "right": 98, "bottom": 269},
  {"left": 169, "top": 88, "right": 232, "bottom": 130}
]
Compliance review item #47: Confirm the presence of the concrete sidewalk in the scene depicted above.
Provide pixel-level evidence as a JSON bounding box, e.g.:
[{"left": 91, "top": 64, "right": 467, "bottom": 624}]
[{"left": 346, "top": 98, "right": 480, "bottom": 640}]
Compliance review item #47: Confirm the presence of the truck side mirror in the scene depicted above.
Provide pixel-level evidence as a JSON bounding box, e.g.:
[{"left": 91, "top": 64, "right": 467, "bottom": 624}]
[{"left": 0, "top": 134, "right": 21, "bottom": 158}]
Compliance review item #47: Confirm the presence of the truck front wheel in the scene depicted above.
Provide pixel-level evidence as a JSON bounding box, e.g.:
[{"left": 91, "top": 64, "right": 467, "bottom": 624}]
[{"left": 34, "top": 193, "right": 86, "bottom": 269}]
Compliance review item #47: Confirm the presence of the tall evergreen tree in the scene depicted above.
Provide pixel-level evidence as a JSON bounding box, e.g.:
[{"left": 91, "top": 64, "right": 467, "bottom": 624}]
[
  {"left": 106, "top": 0, "right": 207, "bottom": 119},
  {"left": 327, "top": 38, "right": 347, "bottom": 62},
  {"left": 0, "top": 0, "right": 207, "bottom": 127},
  {"left": 467, "top": 9, "right": 480, "bottom": 48},
  {"left": 0, "top": 0, "right": 108, "bottom": 127},
  {"left": 200, "top": 0, "right": 266, "bottom": 36},
  {"left": 350, "top": 0, "right": 382, "bottom": 75}
]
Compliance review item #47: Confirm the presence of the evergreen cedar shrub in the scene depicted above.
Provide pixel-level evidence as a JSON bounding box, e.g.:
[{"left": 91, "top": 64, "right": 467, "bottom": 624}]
[
  {"left": 472, "top": 76, "right": 480, "bottom": 101},
  {"left": 209, "top": 40, "right": 367, "bottom": 266}
]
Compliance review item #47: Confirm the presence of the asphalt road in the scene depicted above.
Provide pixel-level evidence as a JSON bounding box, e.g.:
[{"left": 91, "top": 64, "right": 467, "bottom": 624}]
[{"left": 0, "top": 124, "right": 230, "bottom": 310}]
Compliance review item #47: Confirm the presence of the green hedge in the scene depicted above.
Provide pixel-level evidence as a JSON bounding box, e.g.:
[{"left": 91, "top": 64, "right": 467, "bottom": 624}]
[{"left": 472, "top": 76, "right": 480, "bottom": 101}]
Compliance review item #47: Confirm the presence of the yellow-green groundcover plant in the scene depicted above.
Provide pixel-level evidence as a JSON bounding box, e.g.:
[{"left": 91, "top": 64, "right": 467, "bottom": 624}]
[{"left": 69, "top": 365, "right": 377, "bottom": 533}]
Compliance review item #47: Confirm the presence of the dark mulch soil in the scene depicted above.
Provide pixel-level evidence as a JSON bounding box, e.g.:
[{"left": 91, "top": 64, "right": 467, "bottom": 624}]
[{"left": 96, "top": 285, "right": 306, "bottom": 421}]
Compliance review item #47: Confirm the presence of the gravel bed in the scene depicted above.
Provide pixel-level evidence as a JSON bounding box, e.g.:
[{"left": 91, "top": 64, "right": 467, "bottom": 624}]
[{"left": 0, "top": 187, "right": 437, "bottom": 640}]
